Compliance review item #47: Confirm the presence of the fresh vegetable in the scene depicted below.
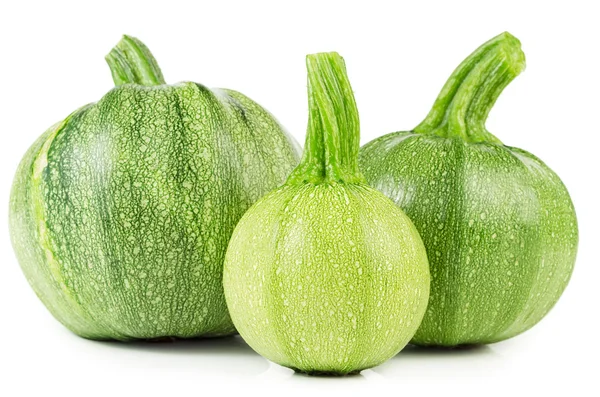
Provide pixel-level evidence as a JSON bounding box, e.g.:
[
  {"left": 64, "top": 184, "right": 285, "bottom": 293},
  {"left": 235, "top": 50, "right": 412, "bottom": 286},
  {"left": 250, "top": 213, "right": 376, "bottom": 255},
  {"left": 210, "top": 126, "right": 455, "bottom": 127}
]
[
  {"left": 9, "top": 35, "right": 301, "bottom": 340},
  {"left": 359, "top": 32, "right": 578, "bottom": 346},
  {"left": 223, "top": 52, "right": 430, "bottom": 375}
]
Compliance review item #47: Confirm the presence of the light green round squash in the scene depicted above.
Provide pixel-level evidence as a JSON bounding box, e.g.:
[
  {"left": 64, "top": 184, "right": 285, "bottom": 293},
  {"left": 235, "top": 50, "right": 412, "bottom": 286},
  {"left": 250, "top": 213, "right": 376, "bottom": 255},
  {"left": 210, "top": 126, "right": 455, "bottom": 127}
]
[
  {"left": 359, "top": 33, "right": 578, "bottom": 346},
  {"left": 224, "top": 52, "right": 430, "bottom": 375},
  {"left": 9, "top": 36, "right": 300, "bottom": 340}
]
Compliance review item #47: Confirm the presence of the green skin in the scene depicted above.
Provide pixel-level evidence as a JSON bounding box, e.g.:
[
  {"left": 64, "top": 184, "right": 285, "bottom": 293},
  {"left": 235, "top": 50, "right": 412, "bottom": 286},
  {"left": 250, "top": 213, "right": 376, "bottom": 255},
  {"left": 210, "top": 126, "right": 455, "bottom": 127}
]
[
  {"left": 359, "top": 33, "right": 578, "bottom": 346},
  {"left": 224, "top": 53, "right": 430, "bottom": 375},
  {"left": 9, "top": 36, "right": 300, "bottom": 341}
]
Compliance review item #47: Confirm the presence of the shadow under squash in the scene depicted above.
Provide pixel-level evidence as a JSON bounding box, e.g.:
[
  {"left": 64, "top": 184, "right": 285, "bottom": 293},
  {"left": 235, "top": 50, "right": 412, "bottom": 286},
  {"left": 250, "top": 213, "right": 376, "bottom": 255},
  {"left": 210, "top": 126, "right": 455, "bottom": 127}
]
[
  {"left": 100, "top": 334, "right": 257, "bottom": 356},
  {"left": 291, "top": 368, "right": 366, "bottom": 379},
  {"left": 94, "top": 334, "right": 270, "bottom": 375},
  {"left": 397, "top": 343, "right": 496, "bottom": 358}
]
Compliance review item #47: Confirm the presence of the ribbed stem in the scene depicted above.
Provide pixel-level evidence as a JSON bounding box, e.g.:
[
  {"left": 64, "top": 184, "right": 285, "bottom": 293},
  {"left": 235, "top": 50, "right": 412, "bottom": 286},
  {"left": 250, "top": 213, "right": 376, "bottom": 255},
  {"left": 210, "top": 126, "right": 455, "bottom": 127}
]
[
  {"left": 414, "top": 32, "right": 525, "bottom": 144},
  {"left": 105, "top": 35, "right": 166, "bottom": 86},
  {"left": 287, "top": 52, "right": 365, "bottom": 185}
]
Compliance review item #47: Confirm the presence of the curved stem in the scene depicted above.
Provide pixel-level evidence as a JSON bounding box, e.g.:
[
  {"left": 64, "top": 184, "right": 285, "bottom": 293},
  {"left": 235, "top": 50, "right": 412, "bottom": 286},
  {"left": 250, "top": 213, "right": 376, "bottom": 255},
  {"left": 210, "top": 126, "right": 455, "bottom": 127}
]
[
  {"left": 414, "top": 32, "right": 525, "bottom": 144},
  {"left": 287, "top": 52, "right": 365, "bottom": 185},
  {"left": 105, "top": 35, "right": 166, "bottom": 86}
]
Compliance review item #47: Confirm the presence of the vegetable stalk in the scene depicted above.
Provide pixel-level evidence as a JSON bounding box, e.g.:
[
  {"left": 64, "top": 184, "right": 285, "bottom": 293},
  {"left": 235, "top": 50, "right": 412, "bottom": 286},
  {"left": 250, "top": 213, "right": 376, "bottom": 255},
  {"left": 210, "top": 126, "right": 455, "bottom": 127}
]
[
  {"left": 105, "top": 35, "right": 166, "bottom": 86},
  {"left": 414, "top": 32, "right": 526, "bottom": 144},
  {"left": 287, "top": 52, "right": 365, "bottom": 185}
]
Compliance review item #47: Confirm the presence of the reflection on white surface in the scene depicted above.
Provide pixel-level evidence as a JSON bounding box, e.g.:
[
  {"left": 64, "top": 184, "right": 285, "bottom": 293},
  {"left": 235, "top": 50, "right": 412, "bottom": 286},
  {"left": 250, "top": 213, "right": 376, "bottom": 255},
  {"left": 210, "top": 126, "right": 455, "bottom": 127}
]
[
  {"left": 2, "top": 302, "right": 596, "bottom": 396},
  {"left": 373, "top": 343, "right": 505, "bottom": 379}
]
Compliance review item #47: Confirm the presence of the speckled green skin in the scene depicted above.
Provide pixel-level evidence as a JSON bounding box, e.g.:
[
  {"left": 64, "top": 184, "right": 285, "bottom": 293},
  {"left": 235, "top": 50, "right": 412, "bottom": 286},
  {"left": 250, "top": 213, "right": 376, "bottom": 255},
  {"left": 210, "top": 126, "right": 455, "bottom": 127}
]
[
  {"left": 224, "top": 183, "right": 429, "bottom": 374},
  {"left": 359, "top": 33, "right": 578, "bottom": 346},
  {"left": 9, "top": 82, "right": 300, "bottom": 340}
]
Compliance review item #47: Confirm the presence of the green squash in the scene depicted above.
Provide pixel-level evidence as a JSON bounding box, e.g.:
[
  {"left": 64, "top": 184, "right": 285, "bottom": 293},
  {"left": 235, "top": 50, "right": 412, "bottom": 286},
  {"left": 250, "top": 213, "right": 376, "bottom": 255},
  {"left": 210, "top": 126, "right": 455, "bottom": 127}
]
[
  {"left": 9, "top": 36, "right": 301, "bottom": 340},
  {"left": 224, "top": 52, "right": 430, "bottom": 375},
  {"left": 359, "top": 32, "right": 578, "bottom": 346}
]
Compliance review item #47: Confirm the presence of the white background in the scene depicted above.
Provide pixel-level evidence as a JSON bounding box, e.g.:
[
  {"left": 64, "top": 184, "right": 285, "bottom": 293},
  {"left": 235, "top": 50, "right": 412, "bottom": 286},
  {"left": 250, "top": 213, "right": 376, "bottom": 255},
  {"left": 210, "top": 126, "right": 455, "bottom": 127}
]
[{"left": 0, "top": 1, "right": 598, "bottom": 396}]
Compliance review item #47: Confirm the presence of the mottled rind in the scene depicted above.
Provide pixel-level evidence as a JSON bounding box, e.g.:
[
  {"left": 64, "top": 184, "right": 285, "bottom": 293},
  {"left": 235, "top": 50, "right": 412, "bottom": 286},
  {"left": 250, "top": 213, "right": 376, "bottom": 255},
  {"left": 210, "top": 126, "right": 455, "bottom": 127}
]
[
  {"left": 9, "top": 82, "right": 300, "bottom": 340},
  {"left": 359, "top": 132, "right": 578, "bottom": 346}
]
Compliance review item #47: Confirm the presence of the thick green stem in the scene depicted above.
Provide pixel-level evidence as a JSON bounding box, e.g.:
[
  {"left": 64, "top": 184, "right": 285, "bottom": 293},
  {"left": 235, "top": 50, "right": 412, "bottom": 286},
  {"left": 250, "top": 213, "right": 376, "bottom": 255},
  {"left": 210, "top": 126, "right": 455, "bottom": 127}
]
[
  {"left": 414, "top": 32, "right": 525, "bottom": 144},
  {"left": 105, "top": 35, "right": 166, "bottom": 86},
  {"left": 287, "top": 52, "right": 365, "bottom": 185}
]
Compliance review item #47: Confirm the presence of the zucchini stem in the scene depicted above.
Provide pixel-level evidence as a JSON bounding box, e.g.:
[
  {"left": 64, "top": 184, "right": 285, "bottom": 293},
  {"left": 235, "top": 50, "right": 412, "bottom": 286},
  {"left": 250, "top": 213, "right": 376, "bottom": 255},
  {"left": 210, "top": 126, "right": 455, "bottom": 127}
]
[
  {"left": 287, "top": 52, "right": 365, "bottom": 185},
  {"left": 414, "top": 32, "right": 525, "bottom": 144},
  {"left": 105, "top": 35, "right": 166, "bottom": 87}
]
